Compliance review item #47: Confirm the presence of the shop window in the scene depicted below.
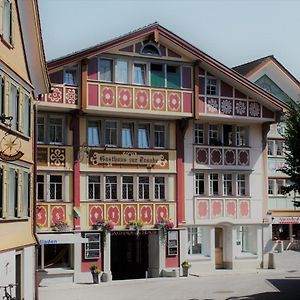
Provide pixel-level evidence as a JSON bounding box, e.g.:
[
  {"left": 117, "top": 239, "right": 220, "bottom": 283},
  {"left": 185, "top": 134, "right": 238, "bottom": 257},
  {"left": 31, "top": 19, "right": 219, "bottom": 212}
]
[
  {"left": 37, "top": 174, "right": 45, "bottom": 201},
  {"left": 133, "top": 63, "right": 146, "bottom": 85},
  {"left": 138, "top": 176, "right": 149, "bottom": 200},
  {"left": 64, "top": 67, "right": 77, "bottom": 85},
  {"left": 188, "top": 227, "right": 203, "bottom": 255},
  {"left": 154, "top": 124, "right": 165, "bottom": 148},
  {"left": 88, "top": 120, "right": 101, "bottom": 146},
  {"left": 122, "top": 176, "right": 133, "bottom": 200},
  {"left": 223, "top": 174, "right": 232, "bottom": 196},
  {"left": 237, "top": 174, "right": 246, "bottom": 196},
  {"left": 3, "top": 0, "right": 13, "bottom": 44},
  {"left": 49, "top": 175, "right": 63, "bottom": 201},
  {"left": 206, "top": 78, "right": 218, "bottom": 95},
  {"left": 105, "top": 121, "right": 117, "bottom": 147},
  {"left": 115, "top": 60, "right": 128, "bottom": 83},
  {"left": 88, "top": 176, "right": 101, "bottom": 200},
  {"left": 49, "top": 117, "right": 63, "bottom": 144},
  {"left": 121, "top": 123, "right": 134, "bottom": 148},
  {"left": 150, "top": 64, "right": 164, "bottom": 88},
  {"left": 105, "top": 176, "right": 117, "bottom": 200},
  {"left": 194, "top": 123, "right": 204, "bottom": 144},
  {"left": 209, "top": 173, "right": 219, "bottom": 196},
  {"left": 137, "top": 124, "right": 150, "bottom": 148},
  {"left": 154, "top": 176, "right": 165, "bottom": 200},
  {"left": 84, "top": 233, "right": 101, "bottom": 259},
  {"left": 166, "top": 65, "right": 180, "bottom": 88},
  {"left": 99, "top": 59, "right": 113, "bottom": 82},
  {"left": 237, "top": 226, "right": 257, "bottom": 255},
  {"left": 195, "top": 173, "right": 205, "bottom": 195}
]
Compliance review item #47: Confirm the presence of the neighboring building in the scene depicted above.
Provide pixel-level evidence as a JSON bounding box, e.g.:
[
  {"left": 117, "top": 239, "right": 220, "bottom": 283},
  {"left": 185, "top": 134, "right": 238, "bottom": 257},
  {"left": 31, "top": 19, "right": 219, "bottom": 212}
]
[
  {"left": 234, "top": 56, "right": 300, "bottom": 248},
  {"left": 0, "top": 0, "right": 49, "bottom": 299},
  {"left": 35, "top": 24, "right": 287, "bottom": 283}
]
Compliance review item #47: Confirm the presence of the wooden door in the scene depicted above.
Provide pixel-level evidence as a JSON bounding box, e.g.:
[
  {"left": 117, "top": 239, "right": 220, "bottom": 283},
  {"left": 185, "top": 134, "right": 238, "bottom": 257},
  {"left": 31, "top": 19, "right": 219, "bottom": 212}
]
[{"left": 215, "top": 227, "right": 223, "bottom": 269}]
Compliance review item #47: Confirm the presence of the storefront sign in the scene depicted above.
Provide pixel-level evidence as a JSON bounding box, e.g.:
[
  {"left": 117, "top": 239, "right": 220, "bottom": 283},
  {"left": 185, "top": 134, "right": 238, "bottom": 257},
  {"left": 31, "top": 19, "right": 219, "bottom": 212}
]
[
  {"left": 89, "top": 149, "right": 169, "bottom": 169},
  {"left": 272, "top": 217, "right": 300, "bottom": 224},
  {"left": 38, "top": 233, "right": 88, "bottom": 244}
]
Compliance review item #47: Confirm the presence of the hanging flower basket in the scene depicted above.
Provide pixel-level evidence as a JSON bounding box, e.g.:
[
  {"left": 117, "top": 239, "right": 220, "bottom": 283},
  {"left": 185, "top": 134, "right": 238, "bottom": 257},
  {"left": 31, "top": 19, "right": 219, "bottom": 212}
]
[
  {"left": 51, "top": 221, "right": 70, "bottom": 232},
  {"left": 92, "top": 220, "right": 114, "bottom": 244},
  {"left": 154, "top": 219, "right": 174, "bottom": 242}
]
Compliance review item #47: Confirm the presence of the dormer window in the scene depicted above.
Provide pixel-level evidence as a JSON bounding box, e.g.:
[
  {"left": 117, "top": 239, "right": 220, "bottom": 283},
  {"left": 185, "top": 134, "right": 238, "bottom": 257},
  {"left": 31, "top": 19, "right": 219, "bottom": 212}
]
[{"left": 141, "top": 42, "right": 161, "bottom": 56}]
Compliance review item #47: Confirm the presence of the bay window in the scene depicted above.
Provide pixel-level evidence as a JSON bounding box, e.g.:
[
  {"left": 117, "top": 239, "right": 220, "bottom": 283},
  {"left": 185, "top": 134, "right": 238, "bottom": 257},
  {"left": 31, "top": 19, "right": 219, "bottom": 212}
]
[
  {"left": 105, "top": 121, "right": 117, "bottom": 146},
  {"left": 154, "top": 124, "right": 165, "bottom": 148},
  {"left": 138, "top": 124, "right": 150, "bottom": 148},
  {"left": 121, "top": 123, "right": 134, "bottom": 148},
  {"left": 99, "top": 59, "right": 113, "bottom": 82}
]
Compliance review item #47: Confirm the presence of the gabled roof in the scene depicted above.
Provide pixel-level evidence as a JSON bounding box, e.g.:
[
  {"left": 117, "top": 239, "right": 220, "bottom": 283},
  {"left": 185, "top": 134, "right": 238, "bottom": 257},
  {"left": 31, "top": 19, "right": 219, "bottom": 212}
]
[
  {"left": 47, "top": 23, "right": 289, "bottom": 111},
  {"left": 233, "top": 55, "right": 300, "bottom": 88}
]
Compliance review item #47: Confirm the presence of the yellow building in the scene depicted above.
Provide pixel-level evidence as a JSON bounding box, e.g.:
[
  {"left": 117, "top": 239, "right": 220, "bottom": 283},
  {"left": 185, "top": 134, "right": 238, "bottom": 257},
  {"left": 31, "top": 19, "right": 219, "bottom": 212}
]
[{"left": 0, "top": 0, "right": 49, "bottom": 299}]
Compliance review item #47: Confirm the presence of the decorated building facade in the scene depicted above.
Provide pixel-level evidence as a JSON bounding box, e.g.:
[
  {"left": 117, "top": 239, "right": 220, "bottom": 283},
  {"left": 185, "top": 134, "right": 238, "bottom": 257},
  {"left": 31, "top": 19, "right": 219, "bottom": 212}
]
[
  {"left": 234, "top": 56, "right": 300, "bottom": 248},
  {"left": 0, "top": 0, "right": 49, "bottom": 299},
  {"left": 35, "top": 24, "right": 287, "bottom": 282}
]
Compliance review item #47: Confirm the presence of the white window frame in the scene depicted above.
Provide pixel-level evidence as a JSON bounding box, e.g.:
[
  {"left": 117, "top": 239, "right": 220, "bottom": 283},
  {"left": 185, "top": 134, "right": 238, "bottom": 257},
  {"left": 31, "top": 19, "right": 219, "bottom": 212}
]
[
  {"left": 87, "top": 119, "right": 101, "bottom": 146},
  {"left": 37, "top": 174, "right": 46, "bottom": 201},
  {"left": 37, "top": 115, "right": 46, "bottom": 144},
  {"left": 237, "top": 174, "right": 246, "bottom": 196},
  {"left": 188, "top": 227, "right": 203, "bottom": 255},
  {"left": 105, "top": 175, "right": 117, "bottom": 200},
  {"left": 138, "top": 176, "right": 150, "bottom": 201},
  {"left": 194, "top": 123, "right": 204, "bottom": 144},
  {"left": 208, "top": 124, "right": 218, "bottom": 145},
  {"left": 49, "top": 174, "right": 63, "bottom": 201},
  {"left": 122, "top": 176, "right": 134, "bottom": 200},
  {"left": 195, "top": 173, "right": 205, "bottom": 195},
  {"left": 209, "top": 173, "right": 219, "bottom": 196},
  {"left": 84, "top": 233, "right": 101, "bottom": 260},
  {"left": 88, "top": 175, "right": 101, "bottom": 201},
  {"left": 132, "top": 62, "right": 148, "bottom": 85},
  {"left": 223, "top": 174, "right": 233, "bottom": 196},
  {"left": 48, "top": 116, "right": 64, "bottom": 145},
  {"left": 104, "top": 120, "right": 118, "bottom": 147},
  {"left": 115, "top": 60, "right": 129, "bottom": 84},
  {"left": 154, "top": 176, "right": 166, "bottom": 200},
  {"left": 206, "top": 77, "right": 218, "bottom": 96}
]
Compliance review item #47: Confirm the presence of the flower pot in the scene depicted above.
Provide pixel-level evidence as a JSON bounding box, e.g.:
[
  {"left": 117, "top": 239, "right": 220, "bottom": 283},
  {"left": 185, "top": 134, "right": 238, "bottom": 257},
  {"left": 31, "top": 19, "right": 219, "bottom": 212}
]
[
  {"left": 182, "top": 267, "right": 189, "bottom": 277},
  {"left": 91, "top": 272, "right": 99, "bottom": 284}
]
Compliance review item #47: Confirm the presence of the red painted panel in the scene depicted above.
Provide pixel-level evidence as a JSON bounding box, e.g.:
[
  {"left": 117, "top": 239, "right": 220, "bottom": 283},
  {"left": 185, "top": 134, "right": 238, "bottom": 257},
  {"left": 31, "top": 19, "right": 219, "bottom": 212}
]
[
  {"left": 199, "top": 97, "right": 205, "bottom": 113},
  {"left": 88, "top": 58, "right": 98, "bottom": 80},
  {"left": 81, "top": 259, "right": 102, "bottom": 273},
  {"left": 199, "top": 77, "right": 205, "bottom": 95},
  {"left": 182, "top": 67, "right": 192, "bottom": 89},
  {"left": 183, "top": 93, "right": 192, "bottom": 113},
  {"left": 88, "top": 84, "right": 98, "bottom": 106},
  {"left": 165, "top": 255, "right": 179, "bottom": 268},
  {"left": 221, "top": 81, "right": 233, "bottom": 97},
  {"left": 235, "top": 89, "right": 247, "bottom": 99},
  {"left": 49, "top": 70, "right": 63, "bottom": 84}
]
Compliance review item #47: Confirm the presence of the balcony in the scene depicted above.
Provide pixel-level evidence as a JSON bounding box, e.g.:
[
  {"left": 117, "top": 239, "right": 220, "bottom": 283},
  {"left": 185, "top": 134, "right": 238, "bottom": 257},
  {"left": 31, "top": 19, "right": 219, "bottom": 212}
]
[
  {"left": 38, "top": 84, "right": 80, "bottom": 110},
  {"left": 86, "top": 81, "right": 193, "bottom": 118}
]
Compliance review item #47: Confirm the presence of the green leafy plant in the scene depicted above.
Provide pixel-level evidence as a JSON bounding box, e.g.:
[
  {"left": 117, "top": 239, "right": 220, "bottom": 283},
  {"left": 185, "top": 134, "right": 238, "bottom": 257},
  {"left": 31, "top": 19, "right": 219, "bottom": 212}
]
[
  {"left": 181, "top": 260, "right": 191, "bottom": 268},
  {"left": 89, "top": 264, "right": 100, "bottom": 274}
]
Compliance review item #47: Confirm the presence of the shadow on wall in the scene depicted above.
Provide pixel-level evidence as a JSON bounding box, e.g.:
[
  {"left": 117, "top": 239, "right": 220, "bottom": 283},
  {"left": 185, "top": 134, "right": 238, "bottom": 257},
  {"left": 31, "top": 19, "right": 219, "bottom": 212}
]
[{"left": 226, "top": 279, "right": 300, "bottom": 300}]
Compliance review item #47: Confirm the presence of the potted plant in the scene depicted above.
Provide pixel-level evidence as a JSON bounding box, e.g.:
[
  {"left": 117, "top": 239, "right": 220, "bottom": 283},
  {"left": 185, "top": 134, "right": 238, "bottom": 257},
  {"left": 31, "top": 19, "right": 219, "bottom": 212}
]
[
  {"left": 181, "top": 260, "right": 191, "bottom": 277},
  {"left": 155, "top": 219, "right": 174, "bottom": 241},
  {"left": 89, "top": 264, "right": 100, "bottom": 284}
]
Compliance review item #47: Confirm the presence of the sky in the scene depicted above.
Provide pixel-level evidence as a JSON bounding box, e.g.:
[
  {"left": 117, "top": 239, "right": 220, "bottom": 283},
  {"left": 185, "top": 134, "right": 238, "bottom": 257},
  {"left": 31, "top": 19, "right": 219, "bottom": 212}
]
[{"left": 38, "top": 0, "right": 300, "bottom": 81}]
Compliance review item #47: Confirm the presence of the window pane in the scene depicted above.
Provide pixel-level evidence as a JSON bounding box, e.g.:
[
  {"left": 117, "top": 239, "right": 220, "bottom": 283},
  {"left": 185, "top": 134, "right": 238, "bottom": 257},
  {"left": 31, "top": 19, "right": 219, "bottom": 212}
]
[
  {"left": 121, "top": 123, "right": 133, "bottom": 148},
  {"left": 10, "top": 84, "right": 18, "bottom": 130},
  {"left": 167, "top": 65, "right": 180, "bottom": 88},
  {"left": 195, "top": 173, "right": 204, "bottom": 195},
  {"left": 3, "top": 0, "right": 12, "bottom": 43},
  {"left": 115, "top": 61, "right": 128, "bottom": 83},
  {"left": 194, "top": 124, "right": 204, "bottom": 144},
  {"left": 206, "top": 78, "right": 218, "bottom": 95},
  {"left": 88, "top": 121, "right": 101, "bottom": 146},
  {"left": 138, "top": 176, "right": 149, "bottom": 200},
  {"left": 99, "top": 59, "right": 112, "bottom": 81},
  {"left": 49, "top": 118, "right": 63, "bottom": 144},
  {"left": 105, "top": 121, "right": 117, "bottom": 146},
  {"left": 188, "top": 227, "right": 202, "bottom": 255},
  {"left": 155, "top": 177, "right": 165, "bottom": 199},
  {"left": 37, "top": 117, "right": 45, "bottom": 143},
  {"left": 151, "top": 64, "right": 164, "bottom": 87},
  {"left": 23, "top": 95, "right": 30, "bottom": 136},
  {"left": 138, "top": 124, "right": 150, "bottom": 148},
  {"left": 133, "top": 63, "right": 146, "bottom": 85},
  {"left": 236, "top": 126, "right": 247, "bottom": 146},
  {"left": 209, "top": 174, "right": 218, "bottom": 195},
  {"left": 223, "top": 125, "right": 233, "bottom": 146},
  {"left": 64, "top": 69, "right": 77, "bottom": 85},
  {"left": 154, "top": 124, "right": 165, "bottom": 148}
]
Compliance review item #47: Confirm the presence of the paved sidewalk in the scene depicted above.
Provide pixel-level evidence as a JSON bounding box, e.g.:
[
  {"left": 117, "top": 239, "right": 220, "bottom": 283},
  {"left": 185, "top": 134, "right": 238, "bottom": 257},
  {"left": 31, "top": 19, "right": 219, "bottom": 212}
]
[{"left": 39, "top": 251, "right": 300, "bottom": 300}]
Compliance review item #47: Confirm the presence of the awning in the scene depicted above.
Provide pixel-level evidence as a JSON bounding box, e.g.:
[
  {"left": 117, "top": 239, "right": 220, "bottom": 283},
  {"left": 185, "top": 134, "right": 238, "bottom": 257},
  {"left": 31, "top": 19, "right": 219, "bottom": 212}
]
[
  {"left": 272, "top": 217, "right": 300, "bottom": 225},
  {"left": 37, "top": 233, "right": 88, "bottom": 245}
]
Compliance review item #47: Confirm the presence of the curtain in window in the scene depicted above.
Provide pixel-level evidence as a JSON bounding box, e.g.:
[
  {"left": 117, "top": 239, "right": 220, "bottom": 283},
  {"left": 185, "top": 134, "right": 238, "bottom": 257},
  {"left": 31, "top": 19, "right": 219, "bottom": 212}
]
[
  {"left": 99, "top": 60, "right": 112, "bottom": 81},
  {"left": 122, "top": 124, "right": 133, "bottom": 148},
  {"left": 88, "top": 121, "right": 100, "bottom": 145},
  {"left": 138, "top": 125, "right": 149, "bottom": 148},
  {"left": 115, "top": 61, "right": 128, "bottom": 83},
  {"left": 134, "top": 64, "right": 146, "bottom": 85}
]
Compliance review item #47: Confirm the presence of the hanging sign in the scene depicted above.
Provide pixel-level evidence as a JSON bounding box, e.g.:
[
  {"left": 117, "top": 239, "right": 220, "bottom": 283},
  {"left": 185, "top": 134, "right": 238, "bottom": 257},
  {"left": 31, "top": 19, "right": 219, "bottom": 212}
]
[{"left": 0, "top": 134, "right": 24, "bottom": 161}]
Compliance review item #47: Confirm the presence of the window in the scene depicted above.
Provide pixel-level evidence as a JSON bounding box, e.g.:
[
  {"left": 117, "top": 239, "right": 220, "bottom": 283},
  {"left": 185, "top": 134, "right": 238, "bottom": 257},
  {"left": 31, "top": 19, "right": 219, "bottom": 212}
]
[
  {"left": 0, "top": 167, "right": 3, "bottom": 217},
  {"left": 268, "top": 179, "right": 275, "bottom": 195},
  {"left": 141, "top": 43, "right": 160, "bottom": 56},
  {"left": 194, "top": 123, "right": 204, "bottom": 144},
  {"left": 206, "top": 78, "right": 218, "bottom": 95},
  {"left": 88, "top": 120, "right": 101, "bottom": 146},
  {"left": 223, "top": 125, "right": 233, "bottom": 146},
  {"left": 99, "top": 59, "right": 112, "bottom": 82},
  {"left": 121, "top": 123, "right": 134, "bottom": 148},
  {"left": 237, "top": 174, "right": 246, "bottom": 196},
  {"left": 209, "top": 174, "right": 218, "bottom": 196},
  {"left": 236, "top": 126, "right": 247, "bottom": 146},
  {"left": 195, "top": 173, "right": 205, "bottom": 195},
  {"left": 0, "top": 76, "right": 4, "bottom": 116},
  {"left": 122, "top": 176, "right": 133, "bottom": 200},
  {"left": 105, "top": 176, "right": 117, "bottom": 200},
  {"left": 64, "top": 68, "right": 77, "bottom": 85},
  {"left": 237, "top": 226, "right": 257, "bottom": 254},
  {"left": 208, "top": 125, "right": 218, "bottom": 145},
  {"left": 9, "top": 168, "right": 18, "bottom": 217},
  {"left": 154, "top": 177, "right": 165, "bottom": 200},
  {"left": 268, "top": 141, "right": 274, "bottom": 156},
  {"left": 277, "top": 179, "right": 285, "bottom": 195},
  {"left": 10, "top": 84, "right": 19, "bottom": 130},
  {"left": 23, "top": 172, "right": 30, "bottom": 217},
  {"left": 37, "top": 174, "right": 45, "bottom": 201},
  {"left": 154, "top": 124, "right": 165, "bottom": 148},
  {"left": 138, "top": 177, "right": 149, "bottom": 200},
  {"left": 84, "top": 233, "right": 101, "bottom": 259},
  {"left": 223, "top": 174, "right": 232, "bottom": 196},
  {"left": 105, "top": 121, "right": 117, "bottom": 146},
  {"left": 49, "top": 175, "right": 63, "bottom": 201},
  {"left": 88, "top": 176, "right": 101, "bottom": 200},
  {"left": 37, "top": 117, "right": 45, "bottom": 143},
  {"left": 49, "top": 117, "right": 63, "bottom": 144},
  {"left": 3, "top": 0, "right": 12, "bottom": 44},
  {"left": 23, "top": 94, "right": 31, "bottom": 136},
  {"left": 166, "top": 65, "right": 180, "bottom": 88},
  {"left": 115, "top": 60, "right": 128, "bottom": 83},
  {"left": 276, "top": 141, "right": 284, "bottom": 156},
  {"left": 138, "top": 124, "right": 150, "bottom": 148},
  {"left": 151, "top": 64, "right": 164, "bottom": 88},
  {"left": 133, "top": 63, "right": 146, "bottom": 85},
  {"left": 188, "top": 227, "right": 203, "bottom": 255}
]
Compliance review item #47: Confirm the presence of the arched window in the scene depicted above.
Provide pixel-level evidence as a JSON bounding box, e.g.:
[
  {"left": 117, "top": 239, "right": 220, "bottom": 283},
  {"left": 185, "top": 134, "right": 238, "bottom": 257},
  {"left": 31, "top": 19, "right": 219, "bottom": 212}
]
[{"left": 141, "top": 42, "right": 161, "bottom": 56}]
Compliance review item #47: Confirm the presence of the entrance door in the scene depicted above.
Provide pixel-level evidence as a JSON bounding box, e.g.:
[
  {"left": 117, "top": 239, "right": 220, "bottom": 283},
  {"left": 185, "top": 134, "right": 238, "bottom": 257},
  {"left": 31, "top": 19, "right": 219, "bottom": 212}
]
[
  {"left": 111, "top": 234, "right": 148, "bottom": 280},
  {"left": 215, "top": 227, "right": 224, "bottom": 269},
  {"left": 15, "top": 254, "right": 22, "bottom": 300}
]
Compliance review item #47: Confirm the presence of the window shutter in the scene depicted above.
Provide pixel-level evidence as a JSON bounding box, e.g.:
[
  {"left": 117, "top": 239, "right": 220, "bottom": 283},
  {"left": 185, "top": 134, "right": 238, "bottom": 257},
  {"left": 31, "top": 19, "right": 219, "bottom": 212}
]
[
  {"left": 2, "top": 167, "right": 8, "bottom": 218},
  {"left": 10, "top": 1, "right": 15, "bottom": 46},
  {"left": 0, "top": 1, "right": 3, "bottom": 37}
]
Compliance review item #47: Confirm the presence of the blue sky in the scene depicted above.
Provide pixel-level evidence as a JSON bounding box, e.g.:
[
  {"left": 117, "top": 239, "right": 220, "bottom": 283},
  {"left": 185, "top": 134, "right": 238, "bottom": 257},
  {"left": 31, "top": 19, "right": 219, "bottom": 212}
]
[{"left": 39, "top": 0, "right": 300, "bottom": 80}]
